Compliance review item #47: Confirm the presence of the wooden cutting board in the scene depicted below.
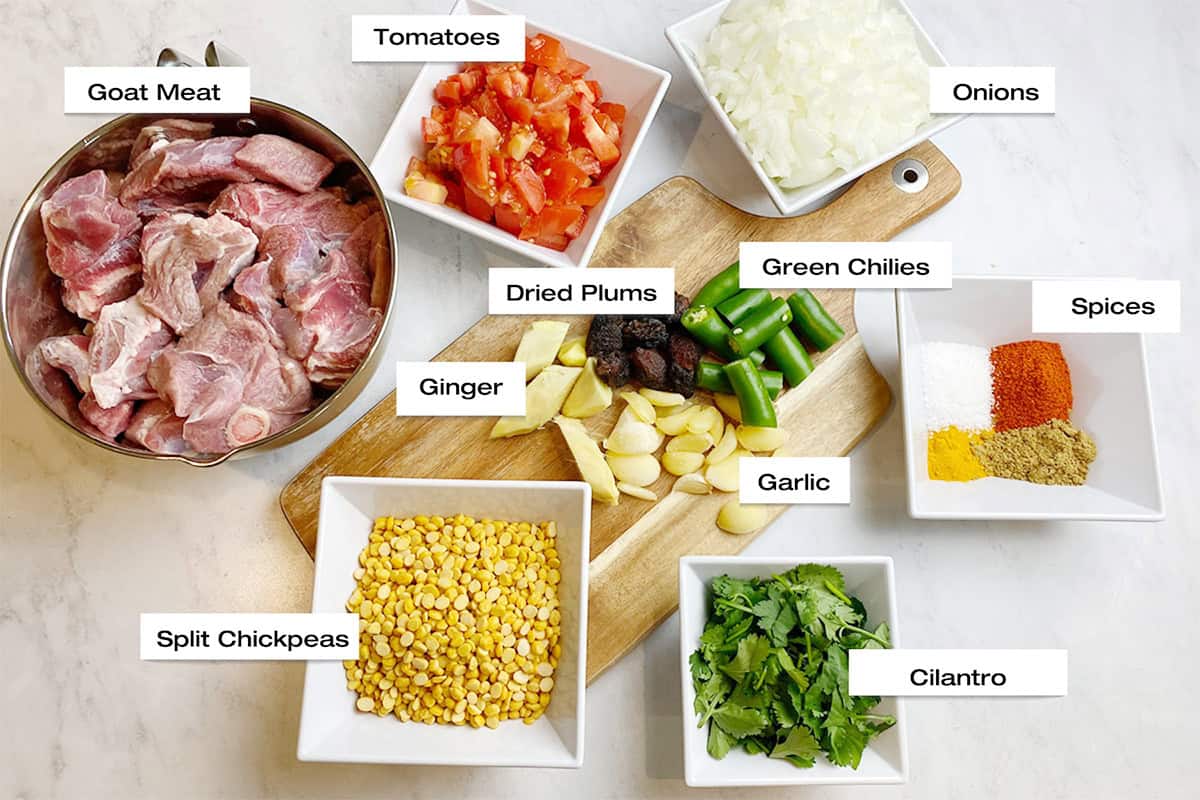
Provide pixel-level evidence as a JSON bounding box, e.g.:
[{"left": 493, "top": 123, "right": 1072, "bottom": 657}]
[{"left": 281, "top": 141, "right": 960, "bottom": 682}]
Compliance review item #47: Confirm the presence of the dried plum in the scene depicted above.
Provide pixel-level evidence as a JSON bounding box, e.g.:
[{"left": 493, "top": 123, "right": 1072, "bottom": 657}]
[
  {"left": 630, "top": 347, "right": 669, "bottom": 391},
  {"left": 667, "top": 332, "right": 701, "bottom": 372},
  {"left": 586, "top": 315, "right": 624, "bottom": 356},
  {"left": 668, "top": 362, "right": 696, "bottom": 398},
  {"left": 622, "top": 317, "right": 669, "bottom": 349},
  {"left": 594, "top": 350, "right": 630, "bottom": 387}
]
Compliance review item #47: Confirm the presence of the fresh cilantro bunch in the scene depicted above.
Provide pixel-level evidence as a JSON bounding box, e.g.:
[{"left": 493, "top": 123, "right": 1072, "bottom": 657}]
[{"left": 689, "top": 564, "right": 895, "bottom": 769}]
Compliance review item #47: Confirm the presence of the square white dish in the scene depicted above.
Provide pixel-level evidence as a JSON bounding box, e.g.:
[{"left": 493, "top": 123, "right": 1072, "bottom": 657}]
[
  {"left": 678, "top": 556, "right": 907, "bottom": 787},
  {"left": 898, "top": 275, "right": 1165, "bottom": 521},
  {"left": 298, "top": 476, "right": 590, "bottom": 766},
  {"left": 371, "top": 0, "right": 671, "bottom": 268},
  {"left": 665, "top": 0, "right": 965, "bottom": 215}
]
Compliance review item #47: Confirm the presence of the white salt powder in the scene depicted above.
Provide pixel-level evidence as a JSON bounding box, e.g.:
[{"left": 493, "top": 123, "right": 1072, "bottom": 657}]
[{"left": 921, "top": 341, "right": 993, "bottom": 431}]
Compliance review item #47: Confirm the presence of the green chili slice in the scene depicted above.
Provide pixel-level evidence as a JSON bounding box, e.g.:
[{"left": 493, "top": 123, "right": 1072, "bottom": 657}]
[
  {"left": 728, "top": 297, "right": 792, "bottom": 356},
  {"left": 690, "top": 261, "right": 740, "bottom": 309},
  {"left": 723, "top": 358, "right": 777, "bottom": 427},
  {"left": 682, "top": 305, "right": 766, "bottom": 364},
  {"left": 716, "top": 288, "right": 772, "bottom": 325},
  {"left": 786, "top": 290, "right": 844, "bottom": 351},
  {"left": 761, "top": 327, "right": 814, "bottom": 387},
  {"left": 696, "top": 361, "right": 783, "bottom": 398}
]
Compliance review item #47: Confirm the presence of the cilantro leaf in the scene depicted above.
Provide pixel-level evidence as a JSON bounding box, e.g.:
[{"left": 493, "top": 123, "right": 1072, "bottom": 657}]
[
  {"left": 770, "top": 725, "right": 822, "bottom": 767},
  {"left": 707, "top": 720, "right": 736, "bottom": 759},
  {"left": 712, "top": 703, "right": 769, "bottom": 738},
  {"left": 720, "top": 634, "right": 770, "bottom": 682}
]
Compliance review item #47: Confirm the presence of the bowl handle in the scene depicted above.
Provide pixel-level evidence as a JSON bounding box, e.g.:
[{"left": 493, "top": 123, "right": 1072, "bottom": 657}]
[{"left": 155, "top": 41, "right": 247, "bottom": 68}]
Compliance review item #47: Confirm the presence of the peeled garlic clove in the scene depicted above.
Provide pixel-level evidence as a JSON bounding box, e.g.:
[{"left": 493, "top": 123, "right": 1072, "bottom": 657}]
[
  {"left": 656, "top": 405, "right": 700, "bottom": 436},
  {"left": 688, "top": 405, "right": 723, "bottom": 434},
  {"left": 619, "top": 390, "right": 657, "bottom": 424},
  {"left": 717, "top": 499, "right": 768, "bottom": 534},
  {"left": 705, "top": 448, "right": 751, "bottom": 492},
  {"left": 662, "top": 451, "right": 705, "bottom": 476},
  {"left": 617, "top": 482, "right": 657, "bottom": 501},
  {"left": 736, "top": 425, "right": 787, "bottom": 452},
  {"left": 707, "top": 425, "right": 738, "bottom": 465},
  {"left": 604, "top": 409, "right": 662, "bottom": 454},
  {"left": 673, "top": 472, "right": 711, "bottom": 495},
  {"left": 639, "top": 388, "right": 686, "bottom": 406},
  {"left": 713, "top": 393, "right": 742, "bottom": 422},
  {"left": 666, "top": 432, "right": 714, "bottom": 453},
  {"left": 606, "top": 452, "right": 661, "bottom": 486}
]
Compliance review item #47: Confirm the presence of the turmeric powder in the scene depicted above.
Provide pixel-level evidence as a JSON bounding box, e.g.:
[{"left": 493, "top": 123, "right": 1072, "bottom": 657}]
[{"left": 927, "top": 426, "right": 987, "bottom": 481}]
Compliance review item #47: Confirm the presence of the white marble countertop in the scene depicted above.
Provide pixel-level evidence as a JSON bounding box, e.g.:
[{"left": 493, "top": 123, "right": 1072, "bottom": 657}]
[{"left": 1, "top": 0, "right": 1197, "bottom": 797}]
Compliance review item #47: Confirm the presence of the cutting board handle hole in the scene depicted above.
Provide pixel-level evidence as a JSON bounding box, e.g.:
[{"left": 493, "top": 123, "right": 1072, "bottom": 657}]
[{"left": 892, "top": 159, "right": 929, "bottom": 193}]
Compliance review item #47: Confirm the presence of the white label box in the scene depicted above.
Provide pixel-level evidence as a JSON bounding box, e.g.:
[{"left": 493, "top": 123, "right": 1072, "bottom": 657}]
[
  {"left": 738, "top": 242, "right": 952, "bottom": 289},
  {"left": 352, "top": 14, "right": 525, "bottom": 62},
  {"left": 849, "top": 649, "right": 1068, "bottom": 696},
  {"left": 488, "top": 267, "right": 675, "bottom": 315},
  {"left": 929, "top": 67, "right": 1056, "bottom": 114},
  {"left": 739, "top": 457, "right": 851, "bottom": 504},
  {"left": 396, "top": 361, "right": 526, "bottom": 417},
  {"left": 64, "top": 67, "right": 250, "bottom": 114},
  {"left": 1032, "top": 279, "right": 1181, "bottom": 333},
  {"left": 140, "top": 613, "right": 357, "bottom": 661}
]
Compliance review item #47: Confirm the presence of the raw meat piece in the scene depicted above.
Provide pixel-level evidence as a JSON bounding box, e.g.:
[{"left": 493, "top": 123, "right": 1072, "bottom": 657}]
[
  {"left": 286, "top": 250, "right": 382, "bottom": 386},
  {"left": 79, "top": 394, "right": 135, "bottom": 439},
  {"left": 119, "top": 137, "right": 255, "bottom": 214},
  {"left": 59, "top": 235, "right": 142, "bottom": 321},
  {"left": 24, "top": 340, "right": 102, "bottom": 437},
  {"left": 147, "top": 302, "right": 314, "bottom": 453},
  {"left": 138, "top": 212, "right": 258, "bottom": 333},
  {"left": 260, "top": 224, "right": 322, "bottom": 294},
  {"left": 341, "top": 212, "right": 391, "bottom": 308},
  {"left": 40, "top": 170, "right": 145, "bottom": 319},
  {"left": 209, "top": 183, "right": 372, "bottom": 248},
  {"left": 125, "top": 399, "right": 188, "bottom": 454},
  {"left": 233, "top": 134, "right": 334, "bottom": 193},
  {"left": 89, "top": 297, "right": 173, "bottom": 408},
  {"left": 37, "top": 334, "right": 92, "bottom": 393},
  {"left": 228, "top": 258, "right": 313, "bottom": 358},
  {"left": 129, "top": 119, "right": 215, "bottom": 169},
  {"left": 40, "top": 170, "right": 141, "bottom": 280}
]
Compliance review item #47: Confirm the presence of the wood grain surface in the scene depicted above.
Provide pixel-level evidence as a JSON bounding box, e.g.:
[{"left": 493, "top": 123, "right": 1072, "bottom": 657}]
[{"left": 280, "top": 141, "right": 960, "bottom": 682}]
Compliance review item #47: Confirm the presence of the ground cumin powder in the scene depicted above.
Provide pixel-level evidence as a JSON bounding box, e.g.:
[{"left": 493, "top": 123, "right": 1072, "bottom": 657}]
[{"left": 971, "top": 419, "right": 1097, "bottom": 485}]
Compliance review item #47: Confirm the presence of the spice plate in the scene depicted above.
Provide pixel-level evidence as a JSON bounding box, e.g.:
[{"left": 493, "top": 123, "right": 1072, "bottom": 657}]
[{"left": 898, "top": 276, "right": 1165, "bottom": 520}]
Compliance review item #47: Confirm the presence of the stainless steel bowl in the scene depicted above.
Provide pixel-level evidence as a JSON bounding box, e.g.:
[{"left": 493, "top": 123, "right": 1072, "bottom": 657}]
[{"left": 1, "top": 99, "right": 396, "bottom": 466}]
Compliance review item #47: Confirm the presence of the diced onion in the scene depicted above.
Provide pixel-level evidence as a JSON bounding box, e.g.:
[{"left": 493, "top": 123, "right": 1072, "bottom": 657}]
[{"left": 696, "top": 0, "right": 931, "bottom": 188}]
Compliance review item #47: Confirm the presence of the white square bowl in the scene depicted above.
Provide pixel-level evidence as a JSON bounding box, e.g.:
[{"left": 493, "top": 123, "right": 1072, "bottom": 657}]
[
  {"left": 665, "top": 0, "right": 965, "bottom": 215},
  {"left": 371, "top": 0, "right": 671, "bottom": 268},
  {"left": 679, "top": 556, "right": 907, "bottom": 787},
  {"left": 298, "top": 476, "right": 591, "bottom": 766},
  {"left": 898, "top": 275, "right": 1166, "bottom": 521}
]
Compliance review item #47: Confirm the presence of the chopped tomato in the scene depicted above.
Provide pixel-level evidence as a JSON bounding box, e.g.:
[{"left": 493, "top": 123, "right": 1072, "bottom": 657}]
[
  {"left": 453, "top": 140, "right": 490, "bottom": 191},
  {"left": 533, "top": 110, "right": 570, "bottom": 151},
  {"left": 421, "top": 117, "right": 446, "bottom": 144},
  {"left": 581, "top": 113, "right": 620, "bottom": 165},
  {"left": 563, "top": 58, "right": 591, "bottom": 78},
  {"left": 571, "top": 185, "right": 605, "bottom": 207},
  {"left": 510, "top": 163, "right": 547, "bottom": 215},
  {"left": 500, "top": 96, "right": 534, "bottom": 125},
  {"left": 526, "top": 34, "right": 567, "bottom": 72},
  {"left": 434, "top": 78, "right": 461, "bottom": 106},
  {"left": 569, "top": 147, "right": 602, "bottom": 177},
  {"left": 462, "top": 181, "right": 494, "bottom": 222},
  {"left": 542, "top": 158, "right": 588, "bottom": 203},
  {"left": 406, "top": 35, "right": 624, "bottom": 251}
]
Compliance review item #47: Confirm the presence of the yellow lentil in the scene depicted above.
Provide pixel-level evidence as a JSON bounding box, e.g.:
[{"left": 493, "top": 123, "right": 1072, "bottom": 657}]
[{"left": 345, "top": 514, "right": 561, "bottom": 727}]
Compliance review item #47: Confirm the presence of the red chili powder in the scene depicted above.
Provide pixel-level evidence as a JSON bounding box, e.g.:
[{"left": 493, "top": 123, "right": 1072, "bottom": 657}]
[{"left": 989, "top": 340, "right": 1073, "bottom": 432}]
